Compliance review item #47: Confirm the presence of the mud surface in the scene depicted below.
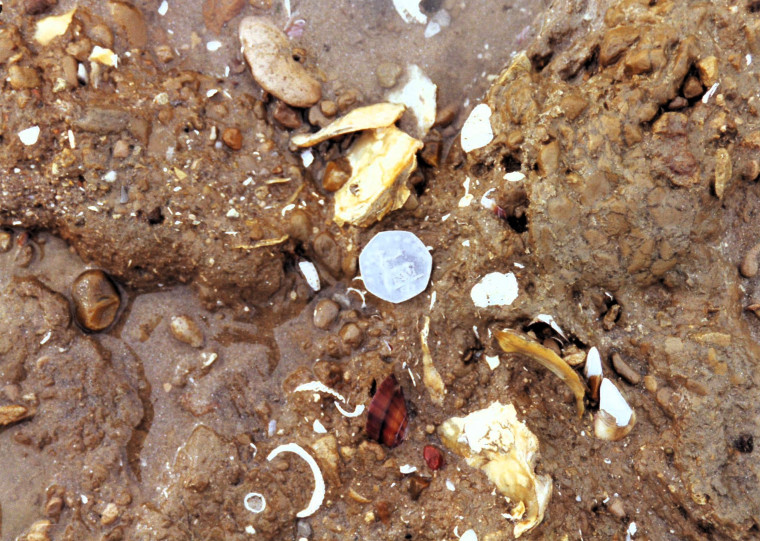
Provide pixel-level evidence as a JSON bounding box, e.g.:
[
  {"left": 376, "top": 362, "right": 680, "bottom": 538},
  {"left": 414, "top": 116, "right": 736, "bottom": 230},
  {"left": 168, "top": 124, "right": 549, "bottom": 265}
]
[{"left": 2, "top": 0, "right": 760, "bottom": 540}]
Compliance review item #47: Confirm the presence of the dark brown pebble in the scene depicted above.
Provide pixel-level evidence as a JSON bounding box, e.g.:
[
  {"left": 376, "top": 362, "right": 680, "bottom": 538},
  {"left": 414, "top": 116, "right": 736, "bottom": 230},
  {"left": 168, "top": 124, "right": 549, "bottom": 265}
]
[
  {"left": 273, "top": 100, "right": 302, "bottom": 129},
  {"left": 375, "top": 500, "right": 391, "bottom": 523},
  {"left": 434, "top": 103, "right": 458, "bottom": 128},
  {"left": 611, "top": 352, "right": 641, "bottom": 385},
  {"left": 222, "top": 127, "right": 243, "bottom": 150},
  {"left": 71, "top": 270, "right": 121, "bottom": 332},
  {"left": 313, "top": 299, "right": 339, "bottom": 330},
  {"left": 407, "top": 475, "right": 431, "bottom": 501},
  {"left": 286, "top": 209, "right": 311, "bottom": 242},
  {"left": 420, "top": 140, "right": 442, "bottom": 168},
  {"left": 24, "top": 0, "right": 57, "bottom": 15},
  {"left": 339, "top": 322, "right": 363, "bottom": 349}
]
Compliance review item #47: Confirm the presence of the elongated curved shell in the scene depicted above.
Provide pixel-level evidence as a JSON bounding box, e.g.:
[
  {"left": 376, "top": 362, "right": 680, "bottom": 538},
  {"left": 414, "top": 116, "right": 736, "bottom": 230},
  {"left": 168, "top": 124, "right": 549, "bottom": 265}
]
[
  {"left": 494, "top": 329, "right": 587, "bottom": 417},
  {"left": 291, "top": 103, "right": 406, "bottom": 147},
  {"left": 366, "top": 374, "right": 408, "bottom": 447},
  {"left": 439, "top": 402, "right": 551, "bottom": 538},
  {"left": 333, "top": 126, "right": 422, "bottom": 227}
]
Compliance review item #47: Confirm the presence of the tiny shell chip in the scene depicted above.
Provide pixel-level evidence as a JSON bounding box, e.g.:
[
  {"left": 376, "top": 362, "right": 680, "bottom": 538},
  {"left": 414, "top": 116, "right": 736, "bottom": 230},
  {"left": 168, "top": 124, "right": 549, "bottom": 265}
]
[
  {"left": 461, "top": 103, "right": 494, "bottom": 152},
  {"left": 359, "top": 231, "right": 432, "bottom": 303}
]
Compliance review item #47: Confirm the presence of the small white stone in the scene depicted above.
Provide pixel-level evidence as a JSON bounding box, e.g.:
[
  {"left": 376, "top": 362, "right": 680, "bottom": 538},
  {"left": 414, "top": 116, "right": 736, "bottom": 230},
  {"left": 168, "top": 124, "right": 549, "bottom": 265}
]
[
  {"left": 359, "top": 231, "right": 432, "bottom": 304},
  {"left": 599, "top": 378, "right": 633, "bottom": 427},
  {"left": 18, "top": 126, "right": 40, "bottom": 146},
  {"left": 470, "top": 272, "right": 518, "bottom": 308},
  {"left": 206, "top": 89, "right": 218, "bottom": 98},
  {"left": 158, "top": 0, "right": 169, "bottom": 16},
  {"left": 445, "top": 479, "right": 456, "bottom": 491},
  {"left": 206, "top": 41, "right": 222, "bottom": 52},
  {"left": 226, "top": 208, "right": 240, "bottom": 218},
  {"left": 461, "top": 104, "right": 493, "bottom": 152},
  {"left": 103, "top": 170, "right": 117, "bottom": 183},
  {"left": 298, "top": 261, "right": 321, "bottom": 291},
  {"left": 244, "top": 525, "right": 256, "bottom": 535},
  {"left": 313, "top": 419, "right": 327, "bottom": 433}
]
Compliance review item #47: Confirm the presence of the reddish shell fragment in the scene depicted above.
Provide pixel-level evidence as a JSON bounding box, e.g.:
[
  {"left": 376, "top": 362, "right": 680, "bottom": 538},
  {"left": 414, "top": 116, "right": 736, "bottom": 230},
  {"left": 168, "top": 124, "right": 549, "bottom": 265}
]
[
  {"left": 366, "top": 374, "right": 409, "bottom": 447},
  {"left": 423, "top": 445, "right": 444, "bottom": 471}
]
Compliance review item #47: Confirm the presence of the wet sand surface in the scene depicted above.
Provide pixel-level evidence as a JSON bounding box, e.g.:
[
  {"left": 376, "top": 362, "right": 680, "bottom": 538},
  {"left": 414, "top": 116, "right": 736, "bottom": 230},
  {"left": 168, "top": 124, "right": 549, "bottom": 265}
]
[{"left": 2, "top": 0, "right": 760, "bottom": 540}]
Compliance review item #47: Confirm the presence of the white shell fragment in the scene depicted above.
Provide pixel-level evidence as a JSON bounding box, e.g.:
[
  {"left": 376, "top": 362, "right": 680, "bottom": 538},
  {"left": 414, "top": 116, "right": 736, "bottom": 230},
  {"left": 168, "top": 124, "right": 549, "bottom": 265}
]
[
  {"left": 594, "top": 378, "right": 636, "bottom": 441},
  {"left": 439, "top": 402, "right": 552, "bottom": 538},
  {"left": 420, "top": 316, "right": 446, "bottom": 404},
  {"left": 312, "top": 419, "right": 327, "bottom": 434},
  {"left": 18, "top": 126, "right": 41, "bottom": 146},
  {"left": 471, "top": 272, "right": 519, "bottom": 308},
  {"left": 504, "top": 171, "right": 526, "bottom": 182},
  {"left": 266, "top": 443, "right": 325, "bottom": 518},
  {"left": 293, "top": 381, "right": 365, "bottom": 418},
  {"left": 599, "top": 378, "right": 632, "bottom": 426},
  {"left": 335, "top": 402, "right": 365, "bottom": 418},
  {"left": 461, "top": 104, "right": 494, "bottom": 152},
  {"left": 291, "top": 103, "right": 406, "bottom": 147},
  {"left": 34, "top": 9, "right": 76, "bottom": 46},
  {"left": 484, "top": 355, "right": 501, "bottom": 370},
  {"left": 89, "top": 46, "right": 118, "bottom": 67},
  {"left": 333, "top": 126, "right": 422, "bottom": 227},
  {"left": 387, "top": 65, "right": 437, "bottom": 137},
  {"left": 460, "top": 530, "right": 478, "bottom": 541},
  {"left": 359, "top": 231, "right": 433, "bottom": 303},
  {"left": 244, "top": 492, "right": 267, "bottom": 514},
  {"left": 392, "top": 0, "right": 427, "bottom": 24},
  {"left": 584, "top": 347, "right": 603, "bottom": 378},
  {"left": 530, "top": 314, "right": 567, "bottom": 340},
  {"left": 298, "top": 261, "right": 321, "bottom": 291},
  {"left": 399, "top": 464, "right": 418, "bottom": 474}
]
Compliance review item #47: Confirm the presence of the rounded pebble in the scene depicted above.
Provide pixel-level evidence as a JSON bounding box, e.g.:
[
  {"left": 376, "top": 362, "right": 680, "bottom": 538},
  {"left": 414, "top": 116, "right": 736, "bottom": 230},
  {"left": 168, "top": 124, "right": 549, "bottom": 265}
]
[
  {"left": 339, "top": 322, "right": 363, "bottom": 349},
  {"left": 222, "top": 127, "right": 243, "bottom": 150},
  {"left": 71, "top": 270, "right": 121, "bottom": 332},
  {"left": 313, "top": 299, "right": 339, "bottom": 329},
  {"left": 376, "top": 62, "right": 402, "bottom": 89},
  {"left": 169, "top": 315, "right": 205, "bottom": 348}
]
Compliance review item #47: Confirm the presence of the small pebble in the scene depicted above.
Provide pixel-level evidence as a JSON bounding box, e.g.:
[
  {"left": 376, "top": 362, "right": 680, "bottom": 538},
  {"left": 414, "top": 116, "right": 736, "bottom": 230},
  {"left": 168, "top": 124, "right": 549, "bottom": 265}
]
[
  {"left": 322, "top": 158, "right": 352, "bottom": 192},
  {"left": 337, "top": 88, "right": 360, "bottom": 112},
  {"left": 222, "top": 127, "right": 243, "bottom": 150},
  {"left": 339, "top": 322, "right": 363, "bottom": 349},
  {"left": 423, "top": 445, "right": 444, "bottom": 470},
  {"left": 0, "top": 230, "right": 12, "bottom": 253},
  {"left": 376, "top": 62, "right": 402, "bottom": 89},
  {"left": 112, "top": 139, "right": 130, "bottom": 159},
  {"left": 608, "top": 497, "right": 626, "bottom": 519},
  {"left": 273, "top": 100, "right": 302, "bottom": 129},
  {"left": 320, "top": 100, "right": 338, "bottom": 117},
  {"left": 611, "top": 352, "right": 641, "bottom": 385},
  {"left": 313, "top": 299, "right": 339, "bottom": 330},
  {"left": 100, "top": 503, "right": 119, "bottom": 526},
  {"left": 170, "top": 315, "right": 205, "bottom": 348},
  {"left": 71, "top": 270, "right": 121, "bottom": 332}
]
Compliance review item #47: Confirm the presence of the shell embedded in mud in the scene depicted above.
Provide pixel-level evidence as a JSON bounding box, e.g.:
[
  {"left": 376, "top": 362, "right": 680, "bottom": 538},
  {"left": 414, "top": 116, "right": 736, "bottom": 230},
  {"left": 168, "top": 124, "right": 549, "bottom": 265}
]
[
  {"left": 366, "top": 374, "right": 409, "bottom": 447},
  {"left": 71, "top": 269, "right": 121, "bottom": 332},
  {"left": 438, "top": 402, "right": 552, "bottom": 538}
]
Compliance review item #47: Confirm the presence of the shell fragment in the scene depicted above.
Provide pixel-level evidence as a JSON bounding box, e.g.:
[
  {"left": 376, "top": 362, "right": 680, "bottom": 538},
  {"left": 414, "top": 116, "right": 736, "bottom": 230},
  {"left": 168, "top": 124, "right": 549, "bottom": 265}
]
[
  {"left": 439, "top": 402, "right": 552, "bottom": 538},
  {"left": 266, "top": 443, "right": 325, "bottom": 518},
  {"left": 461, "top": 104, "right": 494, "bottom": 152},
  {"left": 291, "top": 103, "right": 406, "bottom": 148},
  {"left": 471, "top": 272, "right": 519, "bottom": 308}
]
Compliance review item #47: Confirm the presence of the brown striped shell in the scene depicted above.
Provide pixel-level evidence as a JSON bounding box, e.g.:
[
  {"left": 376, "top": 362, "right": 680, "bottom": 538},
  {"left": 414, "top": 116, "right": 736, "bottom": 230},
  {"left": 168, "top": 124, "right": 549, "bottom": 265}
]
[{"left": 366, "top": 374, "right": 408, "bottom": 447}]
